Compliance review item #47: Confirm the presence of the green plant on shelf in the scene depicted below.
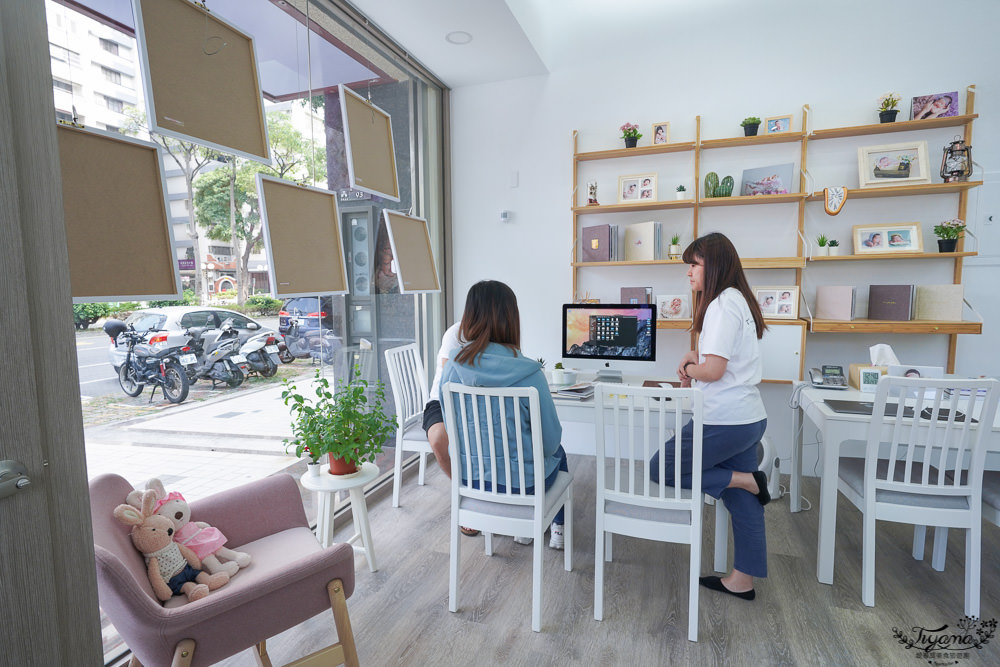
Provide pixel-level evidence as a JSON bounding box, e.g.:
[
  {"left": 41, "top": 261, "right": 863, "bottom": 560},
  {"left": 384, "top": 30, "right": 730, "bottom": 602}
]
[
  {"left": 740, "top": 116, "right": 761, "bottom": 127},
  {"left": 676, "top": 185, "right": 686, "bottom": 192},
  {"left": 671, "top": 233, "right": 681, "bottom": 245},
  {"left": 933, "top": 218, "right": 966, "bottom": 240},
  {"left": 827, "top": 239, "right": 839, "bottom": 248},
  {"left": 816, "top": 234, "right": 828, "bottom": 247}
]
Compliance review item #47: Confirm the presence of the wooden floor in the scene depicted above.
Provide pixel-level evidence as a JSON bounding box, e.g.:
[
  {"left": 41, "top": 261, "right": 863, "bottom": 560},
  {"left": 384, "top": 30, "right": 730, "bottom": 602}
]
[{"left": 216, "top": 456, "right": 1000, "bottom": 666}]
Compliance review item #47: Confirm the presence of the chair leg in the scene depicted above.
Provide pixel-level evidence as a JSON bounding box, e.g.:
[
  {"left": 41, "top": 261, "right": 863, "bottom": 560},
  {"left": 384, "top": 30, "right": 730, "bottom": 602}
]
[
  {"left": 932, "top": 527, "right": 949, "bottom": 571},
  {"left": 605, "top": 533, "right": 613, "bottom": 562},
  {"left": 392, "top": 436, "right": 404, "bottom": 508},
  {"left": 418, "top": 451, "right": 427, "bottom": 485},
  {"left": 327, "top": 579, "right": 359, "bottom": 667},
  {"left": 449, "top": 512, "right": 460, "bottom": 613},
  {"left": 128, "top": 655, "right": 144, "bottom": 667},
  {"left": 251, "top": 640, "right": 273, "bottom": 667},
  {"left": 564, "top": 490, "right": 573, "bottom": 572},
  {"left": 966, "top": 524, "right": 981, "bottom": 618},
  {"left": 714, "top": 500, "right": 729, "bottom": 573},
  {"left": 594, "top": 517, "right": 605, "bottom": 620},
  {"left": 689, "top": 532, "right": 701, "bottom": 642},
  {"left": 911, "top": 525, "right": 926, "bottom": 560},
  {"left": 485, "top": 532, "right": 493, "bottom": 556},
  {"left": 532, "top": 527, "right": 543, "bottom": 632},
  {"left": 170, "top": 639, "right": 195, "bottom": 667},
  {"left": 862, "top": 513, "right": 876, "bottom": 607}
]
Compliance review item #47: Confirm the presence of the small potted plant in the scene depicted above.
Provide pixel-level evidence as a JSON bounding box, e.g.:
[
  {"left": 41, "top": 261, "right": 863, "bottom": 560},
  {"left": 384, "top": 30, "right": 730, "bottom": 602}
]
[
  {"left": 669, "top": 233, "right": 682, "bottom": 259},
  {"left": 551, "top": 361, "right": 566, "bottom": 385},
  {"left": 282, "top": 366, "right": 398, "bottom": 476},
  {"left": 815, "top": 233, "right": 829, "bottom": 256},
  {"left": 877, "top": 92, "right": 901, "bottom": 123},
  {"left": 620, "top": 122, "right": 642, "bottom": 148},
  {"left": 933, "top": 218, "right": 966, "bottom": 253},
  {"left": 827, "top": 239, "right": 841, "bottom": 256},
  {"left": 740, "top": 116, "right": 762, "bottom": 136},
  {"left": 675, "top": 184, "right": 687, "bottom": 201}
]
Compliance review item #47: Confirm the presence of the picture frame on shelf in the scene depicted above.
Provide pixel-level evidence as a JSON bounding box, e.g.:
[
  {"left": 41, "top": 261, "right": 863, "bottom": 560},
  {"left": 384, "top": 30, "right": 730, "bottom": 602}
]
[
  {"left": 740, "top": 163, "right": 795, "bottom": 196},
  {"left": 656, "top": 294, "right": 691, "bottom": 320},
  {"left": 852, "top": 222, "right": 923, "bottom": 255},
  {"left": 910, "top": 91, "right": 959, "bottom": 120},
  {"left": 651, "top": 122, "right": 670, "bottom": 145},
  {"left": 857, "top": 141, "right": 930, "bottom": 188},
  {"left": 618, "top": 173, "right": 657, "bottom": 203},
  {"left": 754, "top": 286, "right": 799, "bottom": 319},
  {"left": 764, "top": 114, "right": 793, "bottom": 134}
]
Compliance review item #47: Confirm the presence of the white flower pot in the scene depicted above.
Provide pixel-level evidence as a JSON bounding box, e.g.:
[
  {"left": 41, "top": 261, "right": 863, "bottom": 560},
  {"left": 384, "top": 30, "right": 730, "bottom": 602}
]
[
  {"left": 669, "top": 244, "right": 682, "bottom": 259},
  {"left": 307, "top": 462, "right": 322, "bottom": 476},
  {"left": 563, "top": 370, "right": 578, "bottom": 385},
  {"left": 815, "top": 246, "right": 829, "bottom": 256},
  {"left": 551, "top": 369, "right": 565, "bottom": 384},
  {"left": 828, "top": 246, "right": 841, "bottom": 256},
  {"left": 676, "top": 191, "right": 686, "bottom": 200}
]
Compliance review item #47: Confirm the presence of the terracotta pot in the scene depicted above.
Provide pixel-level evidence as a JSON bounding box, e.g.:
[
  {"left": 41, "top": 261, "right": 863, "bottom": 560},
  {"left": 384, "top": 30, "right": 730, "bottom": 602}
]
[{"left": 328, "top": 456, "right": 358, "bottom": 475}]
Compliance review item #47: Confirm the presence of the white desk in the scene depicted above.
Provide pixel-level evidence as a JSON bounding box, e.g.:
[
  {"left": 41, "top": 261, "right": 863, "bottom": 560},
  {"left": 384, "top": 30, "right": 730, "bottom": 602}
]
[
  {"left": 300, "top": 462, "right": 379, "bottom": 572},
  {"left": 789, "top": 385, "right": 1000, "bottom": 585}
]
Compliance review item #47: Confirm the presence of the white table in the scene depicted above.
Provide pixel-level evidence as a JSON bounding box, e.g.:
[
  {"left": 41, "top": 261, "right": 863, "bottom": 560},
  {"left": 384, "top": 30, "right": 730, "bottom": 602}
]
[
  {"left": 300, "top": 462, "right": 379, "bottom": 572},
  {"left": 789, "top": 385, "right": 1000, "bottom": 585}
]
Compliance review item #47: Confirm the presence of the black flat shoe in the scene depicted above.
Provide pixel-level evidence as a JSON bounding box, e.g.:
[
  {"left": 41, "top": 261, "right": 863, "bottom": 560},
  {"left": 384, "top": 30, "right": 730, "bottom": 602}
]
[
  {"left": 699, "top": 575, "right": 755, "bottom": 601},
  {"left": 751, "top": 470, "right": 771, "bottom": 506}
]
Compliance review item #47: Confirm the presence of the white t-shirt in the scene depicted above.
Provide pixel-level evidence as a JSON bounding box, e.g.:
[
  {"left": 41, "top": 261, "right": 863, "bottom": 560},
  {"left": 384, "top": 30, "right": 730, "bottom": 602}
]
[
  {"left": 695, "top": 288, "right": 767, "bottom": 425},
  {"left": 429, "top": 322, "right": 463, "bottom": 402}
]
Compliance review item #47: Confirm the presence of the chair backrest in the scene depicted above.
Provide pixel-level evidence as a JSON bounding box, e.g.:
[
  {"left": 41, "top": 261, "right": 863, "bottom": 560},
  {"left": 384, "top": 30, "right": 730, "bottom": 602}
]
[
  {"left": 865, "top": 376, "right": 1000, "bottom": 499},
  {"left": 594, "top": 383, "right": 705, "bottom": 510},
  {"left": 384, "top": 343, "right": 429, "bottom": 429},
  {"left": 441, "top": 382, "right": 545, "bottom": 510}
]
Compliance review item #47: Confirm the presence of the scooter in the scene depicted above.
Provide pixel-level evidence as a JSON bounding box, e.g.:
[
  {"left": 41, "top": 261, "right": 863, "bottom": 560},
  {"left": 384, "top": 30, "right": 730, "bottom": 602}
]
[
  {"left": 184, "top": 318, "right": 250, "bottom": 388},
  {"left": 281, "top": 317, "right": 342, "bottom": 364},
  {"left": 241, "top": 330, "right": 281, "bottom": 377},
  {"left": 103, "top": 320, "right": 191, "bottom": 404}
]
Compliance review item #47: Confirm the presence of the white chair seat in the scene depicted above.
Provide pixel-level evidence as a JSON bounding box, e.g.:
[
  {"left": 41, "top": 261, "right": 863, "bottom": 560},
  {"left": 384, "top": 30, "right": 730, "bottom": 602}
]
[{"left": 839, "top": 458, "right": 970, "bottom": 510}]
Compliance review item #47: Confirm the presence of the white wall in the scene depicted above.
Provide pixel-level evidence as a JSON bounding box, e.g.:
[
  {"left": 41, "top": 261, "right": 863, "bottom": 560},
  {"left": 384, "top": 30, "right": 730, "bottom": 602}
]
[{"left": 447, "top": 2, "right": 1000, "bottom": 473}]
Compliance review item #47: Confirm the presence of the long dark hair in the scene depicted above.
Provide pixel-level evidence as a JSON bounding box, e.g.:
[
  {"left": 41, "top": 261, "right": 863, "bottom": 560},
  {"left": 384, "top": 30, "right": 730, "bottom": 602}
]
[
  {"left": 682, "top": 232, "right": 766, "bottom": 339},
  {"left": 455, "top": 280, "right": 521, "bottom": 365}
]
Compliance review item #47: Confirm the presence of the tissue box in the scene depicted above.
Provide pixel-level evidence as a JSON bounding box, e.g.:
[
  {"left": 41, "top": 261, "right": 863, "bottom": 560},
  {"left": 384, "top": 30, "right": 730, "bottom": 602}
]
[{"left": 849, "top": 364, "right": 887, "bottom": 390}]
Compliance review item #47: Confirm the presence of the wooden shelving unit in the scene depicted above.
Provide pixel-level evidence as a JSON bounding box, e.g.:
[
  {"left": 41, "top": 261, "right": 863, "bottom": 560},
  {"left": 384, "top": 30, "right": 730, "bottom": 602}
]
[
  {"left": 808, "top": 251, "right": 977, "bottom": 262},
  {"left": 804, "top": 181, "right": 981, "bottom": 201},
  {"left": 810, "top": 319, "right": 982, "bottom": 335}
]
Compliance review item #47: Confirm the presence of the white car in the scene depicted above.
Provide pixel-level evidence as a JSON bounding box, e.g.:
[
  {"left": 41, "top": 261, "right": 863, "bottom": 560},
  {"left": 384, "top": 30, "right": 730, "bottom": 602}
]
[{"left": 106, "top": 306, "right": 277, "bottom": 371}]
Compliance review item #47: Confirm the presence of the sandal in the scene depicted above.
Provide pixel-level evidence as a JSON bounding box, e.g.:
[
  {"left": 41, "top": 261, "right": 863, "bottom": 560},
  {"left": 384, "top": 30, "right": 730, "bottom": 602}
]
[{"left": 460, "top": 526, "right": 481, "bottom": 537}]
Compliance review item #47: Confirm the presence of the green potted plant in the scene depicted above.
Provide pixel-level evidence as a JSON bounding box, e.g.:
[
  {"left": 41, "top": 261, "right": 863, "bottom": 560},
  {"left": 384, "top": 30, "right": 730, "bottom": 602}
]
[
  {"left": 827, "top": 239, "right": 840, "bottom": 256},
  {"left": 877, "top": 92, "right": 901, "bottom": 123},
  {"left": 669, "top": 233, "right": 682, "bottom": 259},
  {"left": 551, "top": 361, "right": 566, "bottom": 385},
  {"left": 282, "top": 366, "right": 398, "bottom": 475},
  {"left": 675, "top": 184, "right": 687, "bottom": 201},
  {"left": 933, "top": 218, "right": 966, "bottom": 253},
  {"left": 815, "top": 233, "right": 829, "bottom": 256},
  {"left": 619, "top": 122, "right": 642, "bottom": 148},
  {"left": 740, "top": 116, "right": 762, "bottom": 136}
]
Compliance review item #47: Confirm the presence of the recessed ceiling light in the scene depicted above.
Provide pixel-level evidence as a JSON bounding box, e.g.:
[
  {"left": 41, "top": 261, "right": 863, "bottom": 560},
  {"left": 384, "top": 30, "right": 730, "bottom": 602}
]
[{"left": 445, "top": 31, "right": 473, "bottom": 45}]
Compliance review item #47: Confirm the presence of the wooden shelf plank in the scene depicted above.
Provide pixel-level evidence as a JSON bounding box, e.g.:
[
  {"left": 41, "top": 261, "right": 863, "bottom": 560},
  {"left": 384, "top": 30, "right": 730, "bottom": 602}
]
[
  {"left": 657, "top": 319, "right": 692, "bottom": 330},
  {"left": 809, "top": 319, "right": 982, "bottom": 334},
  {"left": 700, "top": 132, "right": 806, "bottom": 149},
  {"left": 572, "top": 259, "right": 686, "bottom": 268},
  {"left": 805, "top": 181, "right": 982, "bottom": 201},
  {"left": 743, "top": 257, "right": 806, "bottom": 269},
  {"left": 574, "top": 199, "right": 696, "bottom": 215},
  {"left": 808, "top": 251, "right": 977, "bottom": 262},
  {"left": 700, "top": 193, "right": 806, "bottom": 207},
  {"left": 809, "top": 114, "right": 979, "bottom": 140},
  {"left": 575, "top": 141, "right": 697, "bottom": 162}
]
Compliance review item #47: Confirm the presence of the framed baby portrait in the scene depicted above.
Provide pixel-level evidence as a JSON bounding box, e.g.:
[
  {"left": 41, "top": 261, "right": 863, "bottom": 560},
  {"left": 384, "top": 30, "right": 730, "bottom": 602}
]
[
  {"left": 754, "top": 286, "right": 799, "bottom": 319},
  {"left": 656, "top": 294, "right": 691, "bottom": 320},
  {"left": 910, "top": 91, "right": 959, "bottom": 120},
  {"left": 651, "top": 122, "right": 670, "bottom": 145},
  {"left": 852, "top": 222, "right": 923, "bottom": 255},
  {"left": 764, "top": 114, "right": 793, "bottom": 134},
  {"left": 618, "top": 173, "right": 657, "bottom": 203},
  {"left": 857, "top": 141, "right": 930, "bottom": 188}
]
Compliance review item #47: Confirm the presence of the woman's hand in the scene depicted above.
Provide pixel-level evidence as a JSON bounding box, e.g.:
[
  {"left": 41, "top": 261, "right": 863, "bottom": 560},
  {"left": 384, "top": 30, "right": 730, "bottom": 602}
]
[{"left": 677, "top": 350, "right": 698, "bottom": 381}]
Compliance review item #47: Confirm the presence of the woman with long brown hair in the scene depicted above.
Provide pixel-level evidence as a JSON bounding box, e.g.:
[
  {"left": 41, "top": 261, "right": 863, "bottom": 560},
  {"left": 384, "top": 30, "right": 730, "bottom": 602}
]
[{"left": 650, "top": 232, "right": 770, "bottom": 600}]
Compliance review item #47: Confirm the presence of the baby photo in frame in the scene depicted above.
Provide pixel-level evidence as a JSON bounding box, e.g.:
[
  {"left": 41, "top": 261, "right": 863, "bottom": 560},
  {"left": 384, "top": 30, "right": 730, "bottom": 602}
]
[
  {"left": 765, "top": 114, "right": 793, "bottom": 134},
  {"left": 852, "top": 222, "right": 923, "bottom": 255},
  {"left": 754, "top": 286, "right": 799, "bottom": 319},
  {"left": 857, "top": 141, "right": 930, "bottom": 188},
  {"left": 910, "top": 91, "right": 959, "bottom": 120},
  {"left": 651, "top": 122, "right": 670, "bottom": 145},
  {"left": 656, "top": 294, "right": 691, "bottom": 320},
  {"left": 619, "top": 173, "right": 657, "bottom": 203}
]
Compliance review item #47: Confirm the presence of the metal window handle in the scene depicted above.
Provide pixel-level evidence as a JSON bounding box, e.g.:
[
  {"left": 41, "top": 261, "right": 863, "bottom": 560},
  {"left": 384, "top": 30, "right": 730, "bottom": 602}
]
[{"left": 0, "top": 460, "right": 30, "bottom": 499}]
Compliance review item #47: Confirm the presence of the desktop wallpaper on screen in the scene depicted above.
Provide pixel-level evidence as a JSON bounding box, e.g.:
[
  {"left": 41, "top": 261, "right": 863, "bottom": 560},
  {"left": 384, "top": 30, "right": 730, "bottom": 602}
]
[{"left": 563, "top": 305, "right": 654, "bottom": 360}]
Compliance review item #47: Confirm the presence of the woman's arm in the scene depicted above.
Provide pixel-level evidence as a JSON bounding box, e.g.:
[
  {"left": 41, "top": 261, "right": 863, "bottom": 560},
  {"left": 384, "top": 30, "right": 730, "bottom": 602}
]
[{"left": 681, "top": 354, "right": 727, "bottom": 383}]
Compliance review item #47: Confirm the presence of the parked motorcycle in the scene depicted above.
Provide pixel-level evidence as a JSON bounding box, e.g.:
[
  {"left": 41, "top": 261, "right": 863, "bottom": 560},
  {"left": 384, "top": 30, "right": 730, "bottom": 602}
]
[
  {"left": 282, "top": 316, "right": 342, "bottom": 364},
  {"left": 103, "top": 320, "right": 191, "bottom": 404},
  {"left": 241, "top": 330, "right": 281, "bottom": 377},
  {"left": 184, "top": 318, "right": 250, "bottom": 388}
]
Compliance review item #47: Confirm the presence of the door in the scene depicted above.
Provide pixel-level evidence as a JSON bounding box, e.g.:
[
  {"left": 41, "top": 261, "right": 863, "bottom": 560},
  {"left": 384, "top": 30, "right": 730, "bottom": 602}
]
[{"left": 0, "top": 2, "right": 103, "bottom": 662}]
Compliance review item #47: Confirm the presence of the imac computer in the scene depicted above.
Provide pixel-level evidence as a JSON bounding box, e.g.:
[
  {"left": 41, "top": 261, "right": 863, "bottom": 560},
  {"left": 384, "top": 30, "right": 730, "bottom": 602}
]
[{"left": 561, "top": 303, "right": 656, "bottom": 383}]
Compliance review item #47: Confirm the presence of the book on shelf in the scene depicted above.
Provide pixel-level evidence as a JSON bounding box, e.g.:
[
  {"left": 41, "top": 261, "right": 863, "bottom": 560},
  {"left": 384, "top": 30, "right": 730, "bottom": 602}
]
[
  {"left": 867, "top": 284, "right": 915, "bottom": 321},
  {"left": 620, "top": 286, "right": 652, "bottom": 304},
  {"left": 609, "top": 224, "right": 621, "bottom": 261},
  {"left": 914, "top": 284, "right": 964, "bottom": 321},
  {"left": 556, "top": 382, "right": 595, "bottom": 400},
  {"left": 815, "top": 285, "right": 856, "bottom": 321},
  {"left": 581, "top": 224, "right": 611, "bottom": 262},
  {"left": 624, "top": 221, "right": 661, "bottom": 261}
]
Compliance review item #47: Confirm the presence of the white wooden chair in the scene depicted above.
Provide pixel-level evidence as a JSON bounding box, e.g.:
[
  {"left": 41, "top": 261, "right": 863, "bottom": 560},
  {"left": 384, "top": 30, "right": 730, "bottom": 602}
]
[
  {"left": 836, "top": 376, "right": 999, "bottom": 616},
  {"left": 593, "top": 383, "right": 704, "bottom": 642},
  {"left": 384, "top": 343, "right": 433, "bottom": 508},
  {"left": 441, "top": 382, "right": 573, "bottom": 633}
]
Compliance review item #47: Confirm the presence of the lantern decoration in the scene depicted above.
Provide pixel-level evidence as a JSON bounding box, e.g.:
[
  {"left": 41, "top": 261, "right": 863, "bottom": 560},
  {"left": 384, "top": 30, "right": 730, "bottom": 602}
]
[{"left": 940, "top": 137, "right": 973, "bottom": 183}]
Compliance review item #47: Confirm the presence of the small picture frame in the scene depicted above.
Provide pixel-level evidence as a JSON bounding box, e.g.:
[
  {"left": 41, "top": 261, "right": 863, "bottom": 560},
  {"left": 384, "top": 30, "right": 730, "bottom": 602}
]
[
  {"left": 910, "top": 91, "right": 959, "bottom": 120},
  {"left": 852, "top": 222, "right": 923, "bottom": 255},
  {"left": 651, "top": 122, "right": 670, "bottom": 145},
  {"left": 740, "top": 163, "right": 795, "bottom": 196},
  {"left": 618, "top": 173, "right": 657, "bottom": 203},
  {"left": 754, "top": 286, "right": 799, "bottom": 319},
  {"left": 764, "top": 114, "right": 793, "bottom": 134},
  {"left": 655, "top": 294, "right": 691, "bottom": 320},
  {"left": 859, "top": 367, "right": 882, "bottom": 394},
  {"left": 857, "top": 141, "right": 930, "bottom": 188}
]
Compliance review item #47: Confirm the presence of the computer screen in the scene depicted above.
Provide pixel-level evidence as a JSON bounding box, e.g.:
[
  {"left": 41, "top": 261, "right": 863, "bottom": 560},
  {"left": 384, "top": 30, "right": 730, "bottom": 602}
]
[{"left": 561, "top": 303, "right": 656, "bottom": 362}]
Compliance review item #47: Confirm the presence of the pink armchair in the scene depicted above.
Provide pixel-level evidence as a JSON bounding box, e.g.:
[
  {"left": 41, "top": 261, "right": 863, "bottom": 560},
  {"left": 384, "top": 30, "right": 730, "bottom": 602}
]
[{"left": 90, "top": 472, "right": 359, "bottom": 667}]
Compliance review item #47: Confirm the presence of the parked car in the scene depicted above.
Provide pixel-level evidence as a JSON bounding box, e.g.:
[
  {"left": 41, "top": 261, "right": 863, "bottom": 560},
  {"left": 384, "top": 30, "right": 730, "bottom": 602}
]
[
  {"left": 278, "top": 296, "right": 336, "bottom": 336},
  {"left": 106, "top": 306, "right": 278, "bottom": 371}
]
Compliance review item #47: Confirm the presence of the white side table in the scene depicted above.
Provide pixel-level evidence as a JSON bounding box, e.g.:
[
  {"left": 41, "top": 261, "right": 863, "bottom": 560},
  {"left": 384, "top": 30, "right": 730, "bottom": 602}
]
[{"left": 300, "top": 462, "right": 379, "bottom": 572}]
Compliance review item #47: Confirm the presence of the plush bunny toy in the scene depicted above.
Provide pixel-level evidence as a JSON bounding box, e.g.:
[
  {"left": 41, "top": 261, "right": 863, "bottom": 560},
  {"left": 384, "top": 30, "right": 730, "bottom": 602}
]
[
  {"left": 114, "top": 490, "right": 230, "bottom": 602},
  {"left": 127, "top": 478, "right": 251, "bottom": 578}
]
